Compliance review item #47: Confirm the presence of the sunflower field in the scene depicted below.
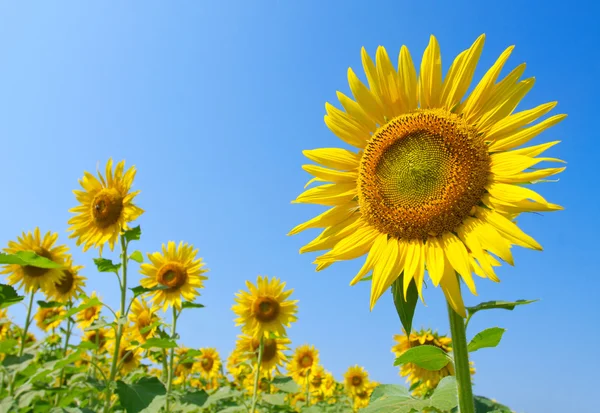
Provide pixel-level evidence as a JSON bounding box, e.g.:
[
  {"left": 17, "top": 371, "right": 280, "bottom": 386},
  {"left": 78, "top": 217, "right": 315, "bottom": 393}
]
[{"left": 0, "top": 32, "right": 564, "bottom": 413}]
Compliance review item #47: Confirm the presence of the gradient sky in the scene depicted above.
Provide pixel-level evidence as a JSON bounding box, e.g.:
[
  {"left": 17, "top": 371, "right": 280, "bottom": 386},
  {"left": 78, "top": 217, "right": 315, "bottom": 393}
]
[{"left": 0, "top": 2, "right": 598, "bottom": 412}]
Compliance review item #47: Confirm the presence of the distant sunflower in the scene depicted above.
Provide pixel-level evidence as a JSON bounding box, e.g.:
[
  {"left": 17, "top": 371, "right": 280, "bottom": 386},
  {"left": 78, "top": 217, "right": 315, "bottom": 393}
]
[
  {"left": 76, "top": 292, "right": 102, "bottom": 330},
  {"left": 352, "top": 381, "right": 378, "bottom": 410},
  {"left": 108, "top": 329, "right": 142, "bottom": 375},
  {"left": 139, "top": 241, "right": 208, "bottom": 311},
  {"left": 235, "top": 334, "right": 290, "bottom": 373},
  {"left": 68, "top": 159, "right": 144, "bottom": 253},
  {"left": 83, "top": 327, "right": 110, "bottom": 354},
  {"left": 1, "top": 228, "right": 68, "bottom": 293},
  {"left": 392, "top": 329, "right": 474, "bottom": 396},
  {"left": 34, "top": 306, "right": 66, "bottom": 332},
  {"left": 128, "top": 298, "right": 159, "bottom": 343},
  {"left": 287, "top": 344, "right": 319, "bottom": 384},
  {"left": 227, "top": 350, "right": 252, "bottom": 385},
  {"left": 290, "top": 34, "right": 566, "bottom": 316},
  {"left": 344, "top": 365, "right": 369, "bottom": 395},
  {"left": 242, "top": 371, "right": 273, "bottom": 395},
  {"left": 322, "top": 373, "right": 337, "bottom": 398},
  {"left": 176, "top": 347, "right": 196, "bottom": 373},
  {"left": 46, "top": 258, "right": 86, "bottom": 303},
  {"left": 195, "top": 348, "right": 221, "bottom": 379},
  {"left": 232, "top": 276, "right": 298, "bottom": 339},
  {"left": 309, "top": 365, "right": 328, "bottom": 395}
]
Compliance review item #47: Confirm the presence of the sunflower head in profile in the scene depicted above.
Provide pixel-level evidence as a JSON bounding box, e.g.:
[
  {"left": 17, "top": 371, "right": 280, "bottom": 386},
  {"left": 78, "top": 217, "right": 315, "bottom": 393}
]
[
  {"left": 232, "top": 276, "right": 298, "bottom": 339},
  {"left": 1, "top": 228, "right": 69, "bottom": 294},
  {"left": 290, "top": 34, "right": 566, "bottom": 316},
  {"left": 128, "top": 297, "right": 160, "bottom": 343},
  {"left": 46, "top": 258, "right": 86, "bottom": 303},
  {"left": 195, "top": 347, "right": 222, "bottom": 379},
  {"left": 68, "top": 159, "right": 144, "bottom": 253},
  {"left": 76, "top": 292, "right": 102, "bottom": 330},
  {"left": 235, "top": 333, "right": 290, "bottom": 374},
  {"left": 34, "top": 306, "right": 66, "bottom": 332},
  {"left": 392, "top": 328, "right": 474, "bottom": 396},
  {"left": 139, "top": 241, "right": 208, "bottom": 311},
  {"left": 287, "top": 344, "right": 319, "bottom": 384},
  {"left": 344, "top": 365, "right": 369, "bottom": 395}
]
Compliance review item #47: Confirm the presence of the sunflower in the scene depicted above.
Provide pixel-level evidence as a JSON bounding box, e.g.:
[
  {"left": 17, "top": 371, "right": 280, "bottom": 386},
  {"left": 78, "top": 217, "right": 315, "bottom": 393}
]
[
  {"left": 352, "top": 381, "right": 378, "bottom": 410},
  {"left": 1, "top": 228, "right": 69, "bottom": 293},
  {"left": 76, "top": 292, "right": 102, "bottom": 330},
  {"left": 235, "top": 334, "right": 290, "bottom": 374},
  {"left": 392, "top": 328, "right": 474, "bottom": 396},
  {"left": 128, "top": 298, "right": 159, "bottom": 343},
  {"left": 308, "top": 365, "right": 328, "bottom": 396},
  {"left": 232, "top": 276, "right": 298, "bottom": 339},
  {"left": 195, "top": 347, "right": 221, "bottom": 379},
  {"left": 227, "top": 350, "right": 252, "bottom": 385},
  {"left": 0, "top": 309, "right": 10, "bottom": 340},
  {"left": 139, "top": 241, "right": 208, "bottom": 311},
  {"left": 242, "top": 370, "right": 274, "bottom": 395},
  {"left": 344, "top": 365, "right": 369, "bottom": 395},
  {"left": 108, "top": 328, "right": 143, "bottom": 376},
  {"left": 290, "top": 34, "right": 565, "bottom": 316},
  {"left": 46, "top": 258, "right": 86, "bottom": 303},
  {"left": 322, "top": 372, "right": 337, "bottom": 399},
  {"left": 287, "top": 344, "right": 319, "bottom": 384},
  {"left": 34, "top": 306, "right": 66, "bottom": 332},
  {"left": 83, "top": 327, "right": 110, "bottom": 354},
  {"left": 68, "top": 159, "right": 144, "bottom": 253}
]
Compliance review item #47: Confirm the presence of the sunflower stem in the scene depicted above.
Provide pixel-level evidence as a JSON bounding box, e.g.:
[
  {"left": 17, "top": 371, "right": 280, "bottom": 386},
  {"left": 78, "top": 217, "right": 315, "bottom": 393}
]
[
  {"left": 305, "top": 371, "right": 311, "bottom": 406},
  {"left": 166, "top": 307, "right": 178, "bottom": 412},
  {"left": 18, "top": 290, "right": 35, "bottom": 358},
  {"left": 103, "top": 234, "right": 129, "bottom": 413},
  {"left": 55, "top": 304, "right": 73, "bottom": 405},
  {"left": 447, "top": 299, "right": 475, "bottom": 413},
  {"left": 249, "top": 335, "right": 264, "bottom": 413}
]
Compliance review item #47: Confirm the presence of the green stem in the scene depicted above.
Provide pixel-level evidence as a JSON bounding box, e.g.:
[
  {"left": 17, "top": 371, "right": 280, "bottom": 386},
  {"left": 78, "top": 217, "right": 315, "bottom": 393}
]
[
  {"left": 103, "top": 235, "right": 129, "bottom": 413},
  {"left": 18, "top": 290, "right": 35, "bottom": 357},
  {"left": 447, "top": 299, "right": 475, "bottom": 413},
  {"left": 166, "top": 307, "right": 178, "bottom": 412},
  {"left": 305, "top": 372, "right": 310, "bottom": 406},
  {"left": 161, "top": 349, "right": 169, "bottom": 383},
  {"left": 249, "top": 336, "right": 264, "bottom": 413},
  {"left": 55, "top": 306, "right": 73, "bottom": 405}
]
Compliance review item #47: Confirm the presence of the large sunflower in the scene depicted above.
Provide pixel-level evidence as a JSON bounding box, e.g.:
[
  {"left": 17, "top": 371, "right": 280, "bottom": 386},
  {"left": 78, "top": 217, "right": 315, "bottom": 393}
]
[
  {"left": 235, "top": 334, "right": 290, "bottom": 374},
  {"left": 287, "top": 344, "right": 319, "bottom": 384},
  {"left": 1, "top": 228, "right": 69, "bottom": 293},
  {"left": 68, "top": 159, "right": 144, "bottom": 253},
  {"left": 290, "top": 34, "right": 565, "bottom": 315},
  {"left": 35, "top": 306, "right": 66, "bottom": 332},
  {"left": 128, "top": 297, "right": 160, "bottom": 343},
  {"left": 232, "top": 276, "right": 298, "bottom": 339},
  {"left": 139, "top": 241, "right": 208, "bottom": 311},
  {"left": 195, "top": 347, "right": 222, "bottom": 380},
  {"left": 76, "top": 292, "right": 102, "bottom": 330},
  {"left": 46, "top": 258, "right": 86, "bottom": 303}
]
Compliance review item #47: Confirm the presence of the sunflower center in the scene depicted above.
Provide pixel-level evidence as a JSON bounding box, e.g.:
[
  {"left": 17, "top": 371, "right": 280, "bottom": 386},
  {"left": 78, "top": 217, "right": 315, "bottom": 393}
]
[
  {"left": 252, "top": 297, "right": 280, "bottom": 322},
  {"left": 351, "top": 376, "right": 363, "bottom": 387},
  {"left": 121, "top": 349, "right": 134, "bottom": 364},
  {"left": 252, "top": 338, "right": 277, "bottom": 362},
  {"left": 259, "top": 379, "right": 270, "bottom": 392},
  {"left": 358, "top": 109, "right": 490, "bottom": 239},
  {"left": 84, "top": 307, "right": 97, "bottom": 320},
  {"left": 300, "top": 354, "right": 313, "bottom": 368},
  {"left": 23, "top": 248, "right": 53, "bottom": 278},
  {"left": 157, "top": 263, "right": 188, "bottom": 290},
  {"left": 87, "top": 331, "right": 106, "bottom": 349},
  {"left": 55, "top": 270, "right": 74, "bottom": 294},
  {"left": 200, "top": 357, "right": 214, "bottom": 371},
  {"left": 91, "top": 189, "right": 124, "bottom": 228},
  {"left": 311, "top": 376, "right": 323, "bottom": 387}
]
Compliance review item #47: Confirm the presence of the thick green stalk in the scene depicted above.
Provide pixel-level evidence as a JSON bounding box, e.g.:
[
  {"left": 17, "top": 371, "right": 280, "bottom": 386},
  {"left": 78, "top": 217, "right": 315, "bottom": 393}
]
[
  {"left": 55, "top": 307, "right": 73, "bottom": 405},
  {"left": 18, "top": 290, "right": 35, "bottom": 357},
  {"left": 249, "top": 336, "right": 264, "bottom": 413},
  {"left": 165, "top": 307, "right": 178, "bottom": 412},
  {"left": 447, "top": 300, "right": 475, "bottom": 413}
]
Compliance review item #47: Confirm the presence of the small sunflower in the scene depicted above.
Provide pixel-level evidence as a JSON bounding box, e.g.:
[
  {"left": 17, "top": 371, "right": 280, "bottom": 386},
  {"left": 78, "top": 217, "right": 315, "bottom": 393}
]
[
  {"left": 242, "top": 371, "right": 273, "bottom": 395},
  {"left": 287, "top": 344, "right": 319, "bottom": 384},
  {"left": 322, "top": 372, "right": 337, "bottom": 399},
  {"left": 392, "top": 329, "right": 474, "bottom": 396},
  {"left": 290, "top": 34, "right": 566, "bottom": 316},
  {"left": 309, "top": 365, "right": 328, "bottom": 396},
  {"left": 139, "top": 241, "right": 208, "bottom": 311},
  {"left": 128, "top": 298, "right": 160, "bottom": 343},
  {"left": 232, "top": 276, "right": 298, "bottom": 339},
  {"left": 46, "top": 258, "right": 86, "bottom": 303},
  {"left": 344, "top": 365, "right": 369, "bottom": 395},
  {"left": 227, "top": 350, "right": 252, "bottom": 385},
  {"left": 83, "top": 327, "right": 110, "bottom": 354},
  {"left": 352, "top": 381, "right": 378, "bottom": 410},
  {"left": 235, "top": 334, "right": 290, "bottom": 374},
  {"left": 1, "top": 228, "right": 69, "bottom": 293},
  {"left": 68, "top": 159, "right": 144, "bottom": 253},
  {"left": 108, "top": 329, "right": 142, "bottom": 376},
  {"left": 76, "top": 292, "right": 102, "bottom": 330},
  {"left": 34, "top": 306, "right": 66, "bottom": 332},
  {"left": 0, "top": 309, "right": 11, "bottom": 340},
  {"left": 176, "top": 347, "right": 197, "bottom": 374},
  {"left": 195, "top": 347, "right": 222, "bottom": 379}
]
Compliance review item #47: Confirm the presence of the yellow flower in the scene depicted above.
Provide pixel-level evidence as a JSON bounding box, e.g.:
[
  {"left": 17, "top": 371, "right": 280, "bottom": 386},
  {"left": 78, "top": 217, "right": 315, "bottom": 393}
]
[
  {"left": 235, "top": 334, "right": 290, "bottom": 374},
  {"left": 195, "top": 347, "right": 221, "bottom": 379},
  {"left": 392, "top": 329, "right": 474, "bottom": 396},
  {"left": 232, "top": 276, "right": 298, "bottom": 338},
  {"left": 226, "top": 350, "right": 252, "bottom": 385},
  {"left": 68, "top": 158, "right": 144, "bottom": 253},
  {"left": 322, "top": 372, "right": 337, "bottom": 398},
  {"left": 139, "top": 241, "right": 208, "bottom": 311},
  {"left": 352, "top": 381, "right": 378, "bottom": 410},
  {"left": 47, "top": 333, "right": 62, "bottom": 346},
  {"left": 344, "top": 365, "right": 369, "bottom": 395},
  {"left": 108, "top": 328, "right": 142, "bottom": 376},
  {"left": 83, "top": 327, "right": 110, "bottom": 354},
  {"left": 128, "top": 298, "right": 159, "bottom": 343},
  {"left": 34, "top": 306, "right": 66, "bottom": 332},
  {"left": 0, "top": 309, "right": 11, "bottom": 340},
  {"left": 76, "top": 292, "right": 102, "bottom": 330},
  {"left": 1, "top": 228, "right": 69, "bottom": 293},
  {"left": 287, "top": 344, "right": 319, "bottom": 384},
  {"left": 308, "top": 365, "right": 328, "bottom": 396},
  {"left": 289, "top": 34, "right": 565, "bottom": 316},
  {"left": 46, "top": 258, "right": 86, "bottom": 303},
  {"left": 242, "top": 370, "right": 273, "bottom": 394}
]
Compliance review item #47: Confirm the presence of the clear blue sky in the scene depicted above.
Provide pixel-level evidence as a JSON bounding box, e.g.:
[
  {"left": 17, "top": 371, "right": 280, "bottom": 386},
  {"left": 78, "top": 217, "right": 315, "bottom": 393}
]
[{"left": 0, "top": 1, "right": 597, "bottom": 412}]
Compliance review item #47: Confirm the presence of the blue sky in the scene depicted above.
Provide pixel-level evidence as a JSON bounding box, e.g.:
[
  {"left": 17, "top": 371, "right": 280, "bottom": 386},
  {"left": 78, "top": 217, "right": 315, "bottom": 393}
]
[{"left": 0, "top": 1, "right": 598, "bottom": 412}]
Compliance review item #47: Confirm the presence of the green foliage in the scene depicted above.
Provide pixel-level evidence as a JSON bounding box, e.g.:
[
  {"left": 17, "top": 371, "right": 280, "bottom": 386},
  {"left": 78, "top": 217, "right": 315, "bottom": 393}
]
[
  {"left": 36, "top": 300, "right": 64, "bottom": 309},
  {"left": 0, "top": 283, "right": 24, "bottom": 308},
  {"left": 116, "top": 376, "right": 166, "bottom": 413},
  {"left": 391, "top": 276, "right": 419, "bottom": 335},
  {"left": 179, "top": 389, "right": 209, "bottom": 407},
  {"left": 467, "top": 327, "right": 506, "bottom": 352},
  {"left": 123, "top": 226, "right": 142, "bottom": 243},
  {"left": 93, "top": 258, "right": 121, "bottom": 274},
  {"left": 394, "top": 345, "right": 452, "bottom": 371},
  {"left": 181, "top": 301, "right": 205, "bottom": 309},
  {"left": 140, "top": 337, "right": 177, "bottom": 349},
  {"left": 129, "top": 251, "right": 144, "bottom": 263},
  {"left": 0, "top": 251, "right": 63, "bottom": 269},
  {"left": 473, "top": 395, "right": 513, "bottom": 413},
  {"left": 272, "top": 376, "right": 300, "bottom": 393},
  {"left": 130, "top": 285, "right": 168, "bottom": 298},
  {"left": 466, "top": 299, "right": 537, "bottom": 317}
]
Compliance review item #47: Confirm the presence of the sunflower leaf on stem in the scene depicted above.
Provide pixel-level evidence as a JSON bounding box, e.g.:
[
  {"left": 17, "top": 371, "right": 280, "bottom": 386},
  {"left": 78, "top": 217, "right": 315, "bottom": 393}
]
[
  {"left": 93, "top": 258, "right": 121, "bottom": 274},
  {"left": 36, "top": 300, "right": 63, "bottom": 309},
  {"left": 0, "top": 252, "right": 63, "bottom": 269},
  {"left": 393, "top": 345, "right": 452, "bottom": 370},
  {"left": 130, "top": 285, "right": 169, "bottom": 298},
  {"left": 129, "top": 251, "right": 144, "bottom": 263},
  {"left": 123, "top": 226, "right": 142, "bottom": 243},
  {"left": 0, "top": 283, "right": 24, "bottom": 309},
  {"left": 181, "top": 301, "right": 205, "bottom": 310},
  {"left": 391, "top": 276, "right": 418, "bottom": 335},
  {"left": 467, "top": 327, "right": 505, "bottom": 352}
]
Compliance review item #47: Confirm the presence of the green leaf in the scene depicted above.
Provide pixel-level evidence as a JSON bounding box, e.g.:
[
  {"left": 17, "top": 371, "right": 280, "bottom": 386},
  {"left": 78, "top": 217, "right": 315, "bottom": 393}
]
[
  {"left": 391, "top": 276, "right": 418, "bottom": 335},
  {"left": 181, "top": 301, "right": 204, "bottom": 309},
  {"left": 474, "top": 395, "right": 513, "bottom": 413},
  {"left": 179, "top": 390, "right": 208, "bottom": 407},
  {"left": 359, "top": 275, "right": 372, "bottom": 283},
  {"left": 140, "top": 337, "right": 177, "bottom": 349},
  {"left": 0, "top": 283, "right": 24, "bottom": 309},
  {"left": 36, "top": 300, "right": 63, "bottom": 309},
  {"left": 262, "top": 392, "right": 286, "bottom": 406},
  {"left": 63, "top": 297, "right": 102, "bottom": 319},
  {"left": 130, "top": 251, "right": 144, "bottom": 263},
  {"left": 204, "top": 387, "right": 242, "bottom": 406},
  {"left": 93, "top": 258, "right": 121, "bottom": 274},
  {"left": 130, "top": 285, "right": 168, "bottom": 298},
  {"left": 468, "top": 327, "right": 506, "bottom": 352},
  {"left": 0, "top": 338, "right": 18, "bottom": 353},
  {"left": 394, "top": 345, "right": 451, "bottom": 371},
  {"left": 271, "top": 376, "right": 300, "bottom": 393},
  {"left": 370, "top": 384, "right": 411, "bottom": 402},
  {"left": 0, "top": 251, "right": 63, "bottom": 269},
  {"left": 466, "top": 299, "right": 538, "bottom": 316},
  {"left": 123, "top": 226, "right": 142, "bottom": 242},
  {"left": 115, "top": 376, "right": 166, "bottom": 413}
]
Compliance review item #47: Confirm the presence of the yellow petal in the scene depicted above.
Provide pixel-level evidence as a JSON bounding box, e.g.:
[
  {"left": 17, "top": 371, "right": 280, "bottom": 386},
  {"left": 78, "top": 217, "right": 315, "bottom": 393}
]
[
  {"left": 316, "top": 226, "right": 379, "bottom": 262},
  {"left": 293, "top": 183, "right": 357, "bottom": 206},
  {"left": 370, "top": 238, "right": 406, "bottom": 309},
  {"left": 288, "top": 204, "right": 357, "bottom": 236},
  {"left": 486, "top": 101, "right": 557, "bottom": 142},
  {"left": 375, "top": 46, "right": 402, "bottom": 117},
  {"left": 302, "top": 148, "right": 361, "bottom": 171},
  {"left": 348, "top": 67, "right": 385, "bottom": 125},
  {"left": 441, "top": 232, "right": 477, "bottom": 295},
  {"left": 477, "top": 208, "right": 542, "bottom": 251},
  {"left": 477, "top": 78, "right": 536, "bottom": 132},
  {"left": 350, "top": 233, "right": 387, "bottom": 285},
  {"left": 397, "top": 45, "right": 418, "bottom": 112},
  {"left": 336, "top": 91, "right": 377, "bottom": 132},
  {"left": 439, "top": 267, "right": 466, "bottom": 317},
  {"left": 324, "top": 103, "right": 370, "bottom": 148},
  {"left": 419, "top": 35, "right": 442, "bottom": 108},
  {"left": 302, "top": 164, "right": 357, "bottom": 183},
  {"left": 488, "top": 114, "right": 567, "bottom": 151},
  {"left": 494, "top": 167, "right": 565, "bottom": 184}
]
